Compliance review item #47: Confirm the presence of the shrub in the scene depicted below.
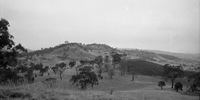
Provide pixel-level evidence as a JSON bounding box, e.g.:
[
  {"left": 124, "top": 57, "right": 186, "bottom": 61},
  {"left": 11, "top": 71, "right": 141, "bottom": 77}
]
[{"left": 158, "top": 81, "right": 165, "bottom": 90}]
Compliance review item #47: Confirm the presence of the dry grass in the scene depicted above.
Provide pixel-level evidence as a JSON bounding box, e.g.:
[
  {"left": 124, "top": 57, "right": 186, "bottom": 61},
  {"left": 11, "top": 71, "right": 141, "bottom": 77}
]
[{"left": 0, "top": 70, "right": 198, "bottom": 100}]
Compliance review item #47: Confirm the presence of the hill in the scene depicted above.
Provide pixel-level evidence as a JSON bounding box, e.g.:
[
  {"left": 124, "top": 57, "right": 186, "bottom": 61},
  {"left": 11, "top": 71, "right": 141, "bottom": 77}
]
[
  {"left": 21, "top": 42, "right": 116, "bottom": 67},
  {"left": 120, "top": 49, "right": 199, "bottom": 71},
  {"left": 147, "top": 49, "right": 200, "bottom": 62},
  {"left": 21, "top": 41, "right": 199, "bottom": 71}
]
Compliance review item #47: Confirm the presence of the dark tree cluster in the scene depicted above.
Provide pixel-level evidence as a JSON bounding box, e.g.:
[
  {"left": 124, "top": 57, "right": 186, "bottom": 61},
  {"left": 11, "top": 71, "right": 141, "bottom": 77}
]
[
  {"left": 69, "top": 66, "right": 98, "bottom": 90},
  {"left": 0, "top": 18, "right": 28, "bottom": 83},
  {"left": 69, "top": 61, "right": 76, "bottom": 68},
  {"left": 78, "top": 56, "right": 104, "bottom": 80},
  {"left": 16, "top": 62, "right": 51, "bottom": 84},
  {"left": 174, "top": 82, "right": 183, "bottom": 92},
  {"left": 80, "top": 60, "right": 96, "bottom": 65},
  {"left": 29, "top": 63, "right": 50, "bottom": 76},
  {"left": 188, "top": 72, "right": 200, "bottom": 94}
]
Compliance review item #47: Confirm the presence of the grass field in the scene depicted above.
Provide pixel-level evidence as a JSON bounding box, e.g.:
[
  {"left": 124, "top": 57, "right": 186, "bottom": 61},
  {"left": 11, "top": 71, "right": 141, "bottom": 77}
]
[{"left": 0, "top": 69, "right": 198, "bottom": 100}]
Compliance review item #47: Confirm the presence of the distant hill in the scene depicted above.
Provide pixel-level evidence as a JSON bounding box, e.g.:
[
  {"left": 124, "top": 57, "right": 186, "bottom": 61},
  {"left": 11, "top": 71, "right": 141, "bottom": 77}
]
[
  {"left": 147, "top": 49, "right": 200, "bottom": 61},
  {"left": 120, "top": 49, "right": 183, "bottom": 62},
  {"left": 120, "top": 49, "right": 199, "bottom": 71}
]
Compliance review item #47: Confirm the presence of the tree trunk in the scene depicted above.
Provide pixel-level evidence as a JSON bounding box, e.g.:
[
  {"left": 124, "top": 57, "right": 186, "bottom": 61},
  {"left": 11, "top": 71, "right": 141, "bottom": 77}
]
[
  {"left": 131, "top": 73, "right": 134, "bottom": 81},
  {"left": 199, "top": 93, "right": 200, "bottom": 100},
  {"left": 161, "top": 86, "right": 163, "bottom": 90},
  {"left": 127, "top": 66, "right": 129, "bottom": 73},
  {"left": 75, "top": 68, "right": 78, "bottom": 75},
  {"left": 120, "top": 70, "right": 123, "bottom": 75},
  {"left": 171, "top": 80, "right": 174, "bottom": 89},
  {"left": 59, "top": 73, "right": 62, "bottom": 80},
  {"left": 113, "top": 64, "right": 115, "bottom": 69}
]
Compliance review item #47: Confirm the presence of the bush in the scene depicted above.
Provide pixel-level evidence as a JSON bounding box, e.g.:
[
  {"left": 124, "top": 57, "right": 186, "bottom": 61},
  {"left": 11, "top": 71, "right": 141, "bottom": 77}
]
[
  {"left": 174, "top": 82, "right": 183, "bottom": 92},
  {"left": 158, "top": 81, "right": 165, "bottom": 90}
]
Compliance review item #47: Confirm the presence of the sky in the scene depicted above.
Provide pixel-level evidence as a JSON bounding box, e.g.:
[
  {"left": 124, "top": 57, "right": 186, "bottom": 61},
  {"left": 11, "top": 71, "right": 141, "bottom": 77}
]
[{"left": 0, "top": 0, "right": 199, "bottom": 54}]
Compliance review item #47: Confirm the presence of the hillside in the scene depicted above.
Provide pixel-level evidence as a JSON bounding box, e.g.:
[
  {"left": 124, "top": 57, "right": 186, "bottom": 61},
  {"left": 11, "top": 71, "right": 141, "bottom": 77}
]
[
  {"left": 120, "top": 49, "right": 199, "bottom": 71},
  {"left": 21, "top": 42, "right": 199, "bottom": 71},
  {"left": 123, "top": 59, "right": 163, "bottom": 76},
  {"left": 3, "top": 42, "right": 199, "bottom": 100}
]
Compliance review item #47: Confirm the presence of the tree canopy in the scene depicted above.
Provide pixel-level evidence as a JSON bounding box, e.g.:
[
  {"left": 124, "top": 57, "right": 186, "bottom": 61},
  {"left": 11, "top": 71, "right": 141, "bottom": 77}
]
[
  {"left": 69, "top": 66, "right": 98, "bottom": 90},
  {"left": 188, "top": 72, "right": 200, "bottom": 93},
  {"left": 0, "top": 18, "right": 27, "bottom": 83},
  {"left": 162, "top": 64, "right": 184, "bottom": 88}
]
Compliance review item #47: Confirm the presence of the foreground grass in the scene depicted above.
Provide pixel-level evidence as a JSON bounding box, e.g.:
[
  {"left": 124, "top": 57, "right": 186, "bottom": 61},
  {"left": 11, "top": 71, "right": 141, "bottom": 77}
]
[
  {"left": 1, "top": 85, "right": 198, "bottom": 100},
  {"left": 0, "top": 70, "right": 198, "bottom": 100}
]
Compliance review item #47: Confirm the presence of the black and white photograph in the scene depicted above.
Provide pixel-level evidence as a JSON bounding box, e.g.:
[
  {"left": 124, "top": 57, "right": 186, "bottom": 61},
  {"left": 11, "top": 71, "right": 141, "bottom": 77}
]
[{"left": 0, "top": 0, "right": 199, "bottom": 100}]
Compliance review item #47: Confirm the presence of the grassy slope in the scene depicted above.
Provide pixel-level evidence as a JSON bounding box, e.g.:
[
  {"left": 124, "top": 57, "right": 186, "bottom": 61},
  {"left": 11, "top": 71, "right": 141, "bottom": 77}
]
[{"left": 0, "top": 69, "right": 198, "bottom": 100}]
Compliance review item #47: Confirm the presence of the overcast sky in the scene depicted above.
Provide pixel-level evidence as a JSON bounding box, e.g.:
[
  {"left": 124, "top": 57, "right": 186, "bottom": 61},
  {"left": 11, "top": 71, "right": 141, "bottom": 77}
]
[{"left": 0, "top": 0, "right": 199, "bottom": 54}]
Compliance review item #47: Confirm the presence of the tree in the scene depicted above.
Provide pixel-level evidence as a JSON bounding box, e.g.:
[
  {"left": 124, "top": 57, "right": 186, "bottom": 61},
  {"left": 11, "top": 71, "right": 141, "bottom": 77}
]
[
  {"left": 111, "top": 51, "right": 126, "bottom": 69},
  {"left": 39, "top": 66, "right": 50, "bottom": 76},
  {"left": 174, "top": 82, "right": 183, "bottom": 92},
  {"left": 162, "top": 64, "right": 183, "bottom": 89},
  {"left": 188, "top": 72, "right": 200, "bottom": 99},
  {"left": 0, "top": 18, "right": 27, "bottom": 83},
  {"left": 0, "top": 18, "right": 14, "bottom": 50},
  {"left": 69, "top": 61, "right": 76, "bottom": 68},
  {"left": 69, "top": 60, "right": 77, "bottom": 75},
  {"left": 69, "top": 66, "right": 98, "bottom": 90},
  {"left": 52, "top": 62, "right": 66, "bottom": 80},
  {"left": 104, "top": 55, "right": 112, "bottom": 72},
  {"left": 24, "top": 67, "right": 35, "bottom": 83},
  {"left": 119, "top": 59, "right": 128, "bottom": 75},
  {"left": 94, "top": 56, "right": 103, "bottom": 76},
  {"left": 107, "top": 67, "right": 115, "bottom": 79},
  {"left": 131, "top": 72, "right": 135, "bottom": 81},
  {"left": 0, "top": 18, "right": 15, "bottom": 69},
  {"left": 111, "top": 51, "right": 123, "bottom": 69},
  {"left": 158, "top": 81, "right": 166, "bottom": 90}
]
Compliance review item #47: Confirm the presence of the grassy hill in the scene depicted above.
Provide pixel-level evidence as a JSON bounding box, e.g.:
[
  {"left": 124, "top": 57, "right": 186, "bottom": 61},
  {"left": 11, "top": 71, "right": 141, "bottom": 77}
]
[
  {"left": 1, "top": 41, "right": 199, "bottom": 99},
  {"left": 20, "top": 42, "right": 199, "bottom": 71},
  {"left": 21, "top": 42, "right": 116, "bottom": 66}
]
